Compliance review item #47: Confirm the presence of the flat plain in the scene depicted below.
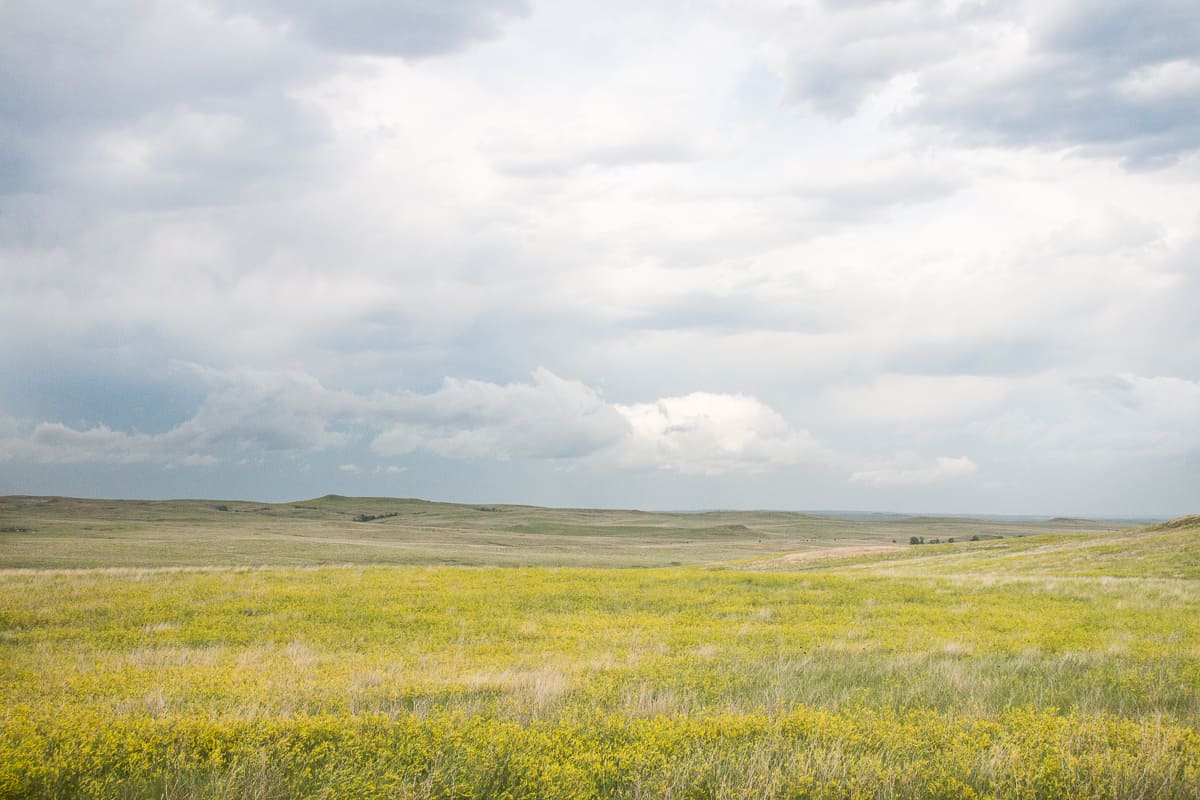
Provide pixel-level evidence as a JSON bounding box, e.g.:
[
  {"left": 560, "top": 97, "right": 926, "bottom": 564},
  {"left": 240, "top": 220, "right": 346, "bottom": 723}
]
[{"left": 1, "top": 496, "right": 1196, "bottom": 799}]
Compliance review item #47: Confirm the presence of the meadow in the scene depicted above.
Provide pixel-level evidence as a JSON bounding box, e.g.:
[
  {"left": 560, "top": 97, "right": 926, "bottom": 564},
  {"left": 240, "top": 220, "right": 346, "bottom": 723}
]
[
  {"left": 0, "top": 498, "right": 1197, "bottom": 798},
  {"left": 0, "top": 495, "right": 1132, "bottom": 569}
]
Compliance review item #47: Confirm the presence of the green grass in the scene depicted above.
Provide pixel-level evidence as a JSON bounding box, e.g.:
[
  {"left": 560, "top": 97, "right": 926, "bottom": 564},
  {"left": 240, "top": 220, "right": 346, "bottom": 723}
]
[
  {"left": 4, "top": 565, "right": 1199, "bottom": 719},
  {"left": 0, "top": 495, "right": 1135, "bottom": 569},
  {"left": 1, "top": 498, "right": 1197, "bottom": 798},
  {"left": 750, "top": 515, "right": 1200, "bottom": 579}
]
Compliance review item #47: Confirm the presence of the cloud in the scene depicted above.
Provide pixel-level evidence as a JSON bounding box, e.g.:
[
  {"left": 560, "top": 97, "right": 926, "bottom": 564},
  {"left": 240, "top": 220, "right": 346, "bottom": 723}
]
[
  {"left": 614, "top": 393, "right": 827, "bottom": 476},
  {"left": 826, "top": 374, "right": 1011, "bottom": 423},
  {"left": 971, "top": 373, "right": 1200, "bottom": 464},
  {"left": 754, "top": 0, "right": 1200, "bottom": 166},
  {"left": 910, "top": 2, "right": 1200, "bottom": 167},
  {"left": 175, "top": 454, "right": 217, "bottom": 468},
  {"left": 251, "top": 0, "right": 529, "bottom": 58},
  {"left": 2, "top": 421, "right": 212, "bottom": 468},
  {"left": 0, "top": 0, "right": 528, "bottom": 203},
  {"left": 372, "top": 369, "right": 632, "bottom": 461},
  {"left": 775, "top": 0, "right": 966, "bottom": 118},
  {"left": 20, "top": 422, "right": 161, "bottom": 465},
  {"left": 0, "top": 366, "right": 829, "bottom": 477},
  {"left": 0, "top": 365, "right": 354, "bottom": 465},
  {"left": 851, "top": 454, "right": 978, "bottom": 486},
  {"left": 0, "top": 0, "right": 326, "bottom": 199},
  {"left": 168, "top": 366, "right": 356, "bottom": 452},
  {"left": 2, "top": 1, "right": 1198, "bottom": 514}
]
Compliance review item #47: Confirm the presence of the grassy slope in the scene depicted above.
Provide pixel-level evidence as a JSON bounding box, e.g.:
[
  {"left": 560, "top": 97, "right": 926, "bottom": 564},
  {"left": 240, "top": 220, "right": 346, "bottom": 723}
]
[
  {"left": 0, "top": 494, "right": 1134, "bottom": 569},
  {"left": 748, "top": 514, "right": 1200, "bottom": 579}
]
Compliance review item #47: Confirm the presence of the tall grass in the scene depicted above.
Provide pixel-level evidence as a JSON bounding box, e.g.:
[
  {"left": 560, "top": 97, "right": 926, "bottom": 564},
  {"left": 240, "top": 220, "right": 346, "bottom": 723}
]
[
  {"left": 3, "top": 562, "right": 1200, "bottom": 797},
  {"left": 5, "top": 709, "right": 1197, "bottom": 799}
]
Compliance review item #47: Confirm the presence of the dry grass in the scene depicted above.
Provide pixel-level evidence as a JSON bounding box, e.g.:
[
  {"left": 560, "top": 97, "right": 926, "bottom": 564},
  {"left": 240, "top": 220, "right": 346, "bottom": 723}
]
[{"left": 0, "top": 494, "right": 1137, "bottom": 569}]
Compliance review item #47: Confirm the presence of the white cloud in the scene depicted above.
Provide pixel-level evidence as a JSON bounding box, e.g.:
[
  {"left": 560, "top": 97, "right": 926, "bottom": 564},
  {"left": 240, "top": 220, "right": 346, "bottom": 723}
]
[
  {"left": 176, "top": 453, "right": 217, "bottom": 467},
  {"left": 0, "top": 367, "right": 828, "bottom": 477},
  {"left": 18, "top": 422, "right": 160, "bottom": 464},
  {"left": 763, "top": 0, "right": 969, "bottom": 118},
  {"left": 0, "top": 365, "right": 356, "bottom": 465},
  {"left": 1119, "top": 59, "right": 1200, "bottom": 102},
  {"left": 851, "top": 454, "right": 978, "bottom": 486},
  {"left": 741, "top": 0, "right": 1200, "bottom": 165},
  {"left": 372, "top": 371, "right": 828, "bottom": 475},
  {"left": 971, "top": 373, "right": 1200, "bottom": 464},
  {"left": 251, "top": 0, "right": 529, "bottom": 58},
  {"left": 169, "top": 365, "right": 356, "bottom": 452},
  {"left": 372, "top": 369, "right": 631, "bottom": 461},
  {"left": 826, "top": 374, "right": 1012, "bottom": 423},
  {"left": 0, "top": 422, "right": 213, "bottom": 468},
  {"left": 614, "top": 392, "right": 827, "bottom": 476}
]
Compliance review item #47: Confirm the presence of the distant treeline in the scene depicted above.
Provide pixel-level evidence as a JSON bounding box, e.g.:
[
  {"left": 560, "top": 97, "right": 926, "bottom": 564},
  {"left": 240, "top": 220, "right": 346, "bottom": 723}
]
[{"left": 352, "top": 512, "right": 400, "bottom": 523}]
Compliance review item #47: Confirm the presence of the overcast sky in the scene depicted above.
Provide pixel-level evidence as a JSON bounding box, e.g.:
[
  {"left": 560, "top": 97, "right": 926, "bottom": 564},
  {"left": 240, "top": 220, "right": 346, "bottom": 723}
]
[{"left": 2, "top": 0, "right": 1198, "bottom": 516}]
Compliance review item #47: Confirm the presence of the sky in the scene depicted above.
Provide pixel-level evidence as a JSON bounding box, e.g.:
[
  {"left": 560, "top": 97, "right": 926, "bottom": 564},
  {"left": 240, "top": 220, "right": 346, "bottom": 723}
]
[{"left": 1, "top": 0, "right": 1198, "bottom": 516}]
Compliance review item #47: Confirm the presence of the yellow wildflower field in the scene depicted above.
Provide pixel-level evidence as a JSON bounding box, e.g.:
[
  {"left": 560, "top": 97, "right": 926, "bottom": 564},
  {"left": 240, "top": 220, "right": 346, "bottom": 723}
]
[{"left": 1, "top": 514, "right": 1198, "bottom": 798}]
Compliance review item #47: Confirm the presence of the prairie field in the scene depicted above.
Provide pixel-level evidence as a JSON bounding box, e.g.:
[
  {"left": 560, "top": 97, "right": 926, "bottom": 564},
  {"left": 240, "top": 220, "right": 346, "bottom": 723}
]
[{"left": 1, "top": 498, "right": 1197, "bottom": 799}]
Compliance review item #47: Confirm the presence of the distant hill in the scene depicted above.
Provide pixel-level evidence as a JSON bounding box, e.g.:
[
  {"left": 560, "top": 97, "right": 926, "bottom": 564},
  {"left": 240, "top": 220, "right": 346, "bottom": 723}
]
[{"left": 0, "top": 494, "right": 1138, "bottom": 570}]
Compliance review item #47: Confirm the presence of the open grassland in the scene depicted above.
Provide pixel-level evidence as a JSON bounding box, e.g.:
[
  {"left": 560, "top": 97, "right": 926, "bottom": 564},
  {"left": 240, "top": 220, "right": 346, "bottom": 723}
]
[
  {"left": 747, "top": 515, "right": 1200, "bottom": 580},
  {"left": 0, "top": 495, "right": 1133, "bottom": 569},
  {"left": 1, "top": 499, "right": 1197, "bottom": 798}
]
